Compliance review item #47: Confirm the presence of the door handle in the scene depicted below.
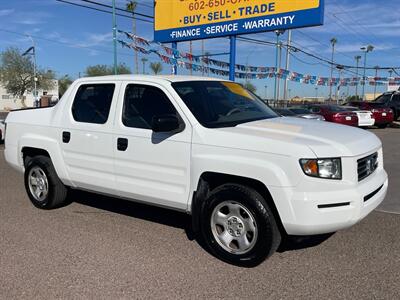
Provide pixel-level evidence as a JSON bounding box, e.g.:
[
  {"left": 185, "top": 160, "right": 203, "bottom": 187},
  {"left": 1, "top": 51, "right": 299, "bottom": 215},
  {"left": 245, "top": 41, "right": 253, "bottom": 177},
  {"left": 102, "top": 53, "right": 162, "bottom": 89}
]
[
  {"left": 62, "top": 131, "right": 71, "bottom": 143},
  {"left": 117, "top": 138, "right": 128, "bottom": 151}
]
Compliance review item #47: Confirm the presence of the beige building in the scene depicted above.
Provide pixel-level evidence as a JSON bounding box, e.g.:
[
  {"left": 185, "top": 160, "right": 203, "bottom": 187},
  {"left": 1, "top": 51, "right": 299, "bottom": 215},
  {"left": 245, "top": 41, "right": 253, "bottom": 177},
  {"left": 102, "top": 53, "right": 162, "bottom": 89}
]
[{"left": 0, "top": 80, "right": 59, "bottom": 111}]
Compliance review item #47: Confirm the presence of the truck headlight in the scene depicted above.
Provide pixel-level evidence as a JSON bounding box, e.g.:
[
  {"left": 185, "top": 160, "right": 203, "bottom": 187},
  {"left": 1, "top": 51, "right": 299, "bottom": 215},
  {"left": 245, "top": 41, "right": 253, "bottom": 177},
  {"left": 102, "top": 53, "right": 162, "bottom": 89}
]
[{"left": 300, "top": 158, "right": 342, "bottom": 180}]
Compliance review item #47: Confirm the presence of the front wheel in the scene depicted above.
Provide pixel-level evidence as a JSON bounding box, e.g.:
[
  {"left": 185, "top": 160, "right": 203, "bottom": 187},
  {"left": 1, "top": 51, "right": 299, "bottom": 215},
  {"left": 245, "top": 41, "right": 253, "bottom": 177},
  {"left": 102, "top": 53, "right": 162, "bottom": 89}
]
[
  {"left": 24, "top": 155, "right": 68, "bottom": 209},
  {"left": 377, "top": 124, "right": 388, "bottom": 129},
  {"left": 200, "top": 184, "right": 281, "bottom": 267}
]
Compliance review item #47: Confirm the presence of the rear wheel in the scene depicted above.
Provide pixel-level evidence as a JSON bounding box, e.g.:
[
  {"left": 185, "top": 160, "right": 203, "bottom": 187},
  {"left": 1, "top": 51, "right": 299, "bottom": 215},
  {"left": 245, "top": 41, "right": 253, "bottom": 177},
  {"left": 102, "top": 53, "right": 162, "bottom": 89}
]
[
  {"left": 200, "top": 184, "right": 281, "bottom": 267},
  {"left": 377, "top": 124, "right": 388, "bottom": 129},
  {"left": 24, "top": 156, "right": 68, "bottom": 209}
]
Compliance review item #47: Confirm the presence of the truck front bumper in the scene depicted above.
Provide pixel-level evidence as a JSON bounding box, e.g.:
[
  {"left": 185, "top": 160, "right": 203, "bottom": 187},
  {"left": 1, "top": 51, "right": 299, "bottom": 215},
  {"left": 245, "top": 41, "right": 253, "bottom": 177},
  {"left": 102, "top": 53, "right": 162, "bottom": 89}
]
[{"left": 270, "top": 168, "right": 388, "bottom": 236}]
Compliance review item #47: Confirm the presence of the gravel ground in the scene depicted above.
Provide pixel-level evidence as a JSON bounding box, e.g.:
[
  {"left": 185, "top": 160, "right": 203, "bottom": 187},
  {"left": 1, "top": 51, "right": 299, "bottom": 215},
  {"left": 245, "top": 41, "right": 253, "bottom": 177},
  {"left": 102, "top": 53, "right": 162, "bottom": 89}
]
[{"left": 0, "top": 129, "right": 399, "bottom": 299}]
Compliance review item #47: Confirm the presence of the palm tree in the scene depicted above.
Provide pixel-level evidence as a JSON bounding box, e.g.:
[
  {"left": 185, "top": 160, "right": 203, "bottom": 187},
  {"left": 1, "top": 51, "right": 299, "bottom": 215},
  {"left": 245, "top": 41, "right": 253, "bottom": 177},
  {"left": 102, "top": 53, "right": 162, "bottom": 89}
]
[
  {"left": 243, "top": 81, "right": 257, "bottom": 93},
  {"left": 150, "top": 62, "right": 163, "bottom": 75},
  {"left": 204, "top": 51, "right": 211, "bottom": 76},
  {"left": 141, "top": 57, "right": 148, "bottom": 74},
  {"left": 126, "top": 1, "right": 138, "bottom": 74},
  {"left": 329, "top": 38, "right": 338, "bottom": 100}
]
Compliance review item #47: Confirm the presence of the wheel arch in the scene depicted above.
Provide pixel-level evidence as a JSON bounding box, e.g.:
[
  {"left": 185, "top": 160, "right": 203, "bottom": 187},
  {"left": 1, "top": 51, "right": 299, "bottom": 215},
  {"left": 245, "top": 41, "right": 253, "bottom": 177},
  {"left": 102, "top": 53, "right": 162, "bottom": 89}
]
[
  {"left": 191, "top": 172, "right": 285, "bottom": 235},
  {"left": 22, "top": 147, "right": 50, "bottom": 165},
  {"left": 18, "top": 136, "right": 73, "bottom": 187}
]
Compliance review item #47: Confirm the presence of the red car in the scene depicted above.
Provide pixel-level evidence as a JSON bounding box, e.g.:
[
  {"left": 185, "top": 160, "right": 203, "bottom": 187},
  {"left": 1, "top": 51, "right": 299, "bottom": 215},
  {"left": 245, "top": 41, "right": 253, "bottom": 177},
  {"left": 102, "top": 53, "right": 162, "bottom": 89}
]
[
  {"left": 306, "top": 105, "right": 359, "bottom": 126},
  {"left": 345, "top": 100, "right": 394, "bottom": 129}
]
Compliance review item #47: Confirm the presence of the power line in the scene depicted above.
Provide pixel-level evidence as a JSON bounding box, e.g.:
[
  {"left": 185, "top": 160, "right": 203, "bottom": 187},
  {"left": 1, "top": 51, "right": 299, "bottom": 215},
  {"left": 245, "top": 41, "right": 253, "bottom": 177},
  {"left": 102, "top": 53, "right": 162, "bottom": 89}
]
[
  {"left": 56, "top": 0, "right": 153, "bottom": 23},
  {"left": 295, "top": 30, "right": 355, "bottom": 62},
  {"left": 331, "top": 0, "right": 384, "bottom": 45},
  {"left": 80, "top": 0, "right": 154, "bottom": 19},
  {"left": 0, "top": 28, "right": 136, "bottom": 58},
  {"left": 135, "top": 1, "right": 154, "bottom": 9}
]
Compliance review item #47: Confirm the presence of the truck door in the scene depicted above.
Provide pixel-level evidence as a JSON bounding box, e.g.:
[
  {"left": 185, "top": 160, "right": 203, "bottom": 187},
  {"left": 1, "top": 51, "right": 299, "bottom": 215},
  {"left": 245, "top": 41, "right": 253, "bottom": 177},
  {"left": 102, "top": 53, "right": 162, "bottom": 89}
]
[
  {"left": 60, "top": 82, "right": 120, "bottom": 195},
  {"left": 113, "top": 82, "right": 192, "bottom": 211}
]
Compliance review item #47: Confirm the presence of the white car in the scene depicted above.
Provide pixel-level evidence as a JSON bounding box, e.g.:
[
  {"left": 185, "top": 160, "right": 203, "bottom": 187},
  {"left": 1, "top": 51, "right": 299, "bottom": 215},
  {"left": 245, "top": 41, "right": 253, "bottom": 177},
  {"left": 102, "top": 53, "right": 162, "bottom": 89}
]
[
  {"left": 0, "top": 119, "right": 5, "bottom": 142},
  {"left": 345, "top": 106, "right": 375, "bottom": 127},
  {"left": 4, "top": 76, "right": 388, "bottom": 266}
]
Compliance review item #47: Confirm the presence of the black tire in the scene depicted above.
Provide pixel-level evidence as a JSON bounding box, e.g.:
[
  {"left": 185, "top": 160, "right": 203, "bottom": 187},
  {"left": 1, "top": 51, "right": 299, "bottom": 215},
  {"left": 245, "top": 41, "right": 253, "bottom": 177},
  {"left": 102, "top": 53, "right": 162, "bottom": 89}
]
[
  {"left": 24, "top": 155, "right": 68, "bottom": 209},
  {"left": 200, "top": 184, "right": 281, "bottom": 267},
  {"left": 377, "top": 124, "right": 388, "bottom": 129}
]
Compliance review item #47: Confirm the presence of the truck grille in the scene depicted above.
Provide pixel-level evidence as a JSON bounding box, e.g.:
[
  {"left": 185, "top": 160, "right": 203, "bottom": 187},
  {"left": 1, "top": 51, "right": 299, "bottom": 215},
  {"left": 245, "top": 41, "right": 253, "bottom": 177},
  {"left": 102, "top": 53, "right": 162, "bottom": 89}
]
[{"left": 357, "top": 152, "right": 378, "bottom": 181}]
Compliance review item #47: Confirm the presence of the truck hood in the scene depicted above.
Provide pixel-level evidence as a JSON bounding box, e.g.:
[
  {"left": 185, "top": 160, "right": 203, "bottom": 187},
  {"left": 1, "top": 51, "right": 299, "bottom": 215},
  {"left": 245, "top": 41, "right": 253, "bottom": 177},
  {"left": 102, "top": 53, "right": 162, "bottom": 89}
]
[{"left": 200, "top": 117, "right": 382, "bottom": 158}]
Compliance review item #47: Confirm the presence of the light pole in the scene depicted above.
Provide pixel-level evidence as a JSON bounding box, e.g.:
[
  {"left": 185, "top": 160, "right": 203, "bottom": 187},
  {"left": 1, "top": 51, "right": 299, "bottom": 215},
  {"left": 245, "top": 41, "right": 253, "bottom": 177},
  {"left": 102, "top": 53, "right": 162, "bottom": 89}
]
[
  {"left": 26, "top": 35, "right": 37, "bottom": 106},
  {"left": 336, "top": 65, "right": 344, "bottom": 104},
  {"left": 283, "top": 30, "right": 292, "bottom": 100},
  {"left": 354, "top": 55, "right": 361, "bottom": 100},
  {"left": 274, "top": 30, "right": 285, "bottom": 101},
  {"left": 141, "top": 57, "right": 148, "bottom": 74},
  {"left": 361, "top": 45, "right": 374, "bottom": 101},
  {"left": 388, "top": 69, "right": 393, "bottom": 91},
  {"left": 373, "top": 65, "right": 379, "bottom": 99},
  {"left": 112, "top": 0, "right": 117, "bottom": 75},
  {"left": 315, "top": 87, "right": 318, "bottom": 100},
  {"left": 264, "top": 85, "right": 268, "bottom": 100},
  {"left": 329, "top": 38, "right": 337, "bottom": 100}
]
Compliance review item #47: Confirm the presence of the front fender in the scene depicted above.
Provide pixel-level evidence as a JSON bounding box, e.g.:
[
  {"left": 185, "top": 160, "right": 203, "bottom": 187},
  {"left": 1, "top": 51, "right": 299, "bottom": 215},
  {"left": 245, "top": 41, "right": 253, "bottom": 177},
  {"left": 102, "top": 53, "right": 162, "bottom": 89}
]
[{"left": 189, "top": 144, "right": 303, "bottom": 207}]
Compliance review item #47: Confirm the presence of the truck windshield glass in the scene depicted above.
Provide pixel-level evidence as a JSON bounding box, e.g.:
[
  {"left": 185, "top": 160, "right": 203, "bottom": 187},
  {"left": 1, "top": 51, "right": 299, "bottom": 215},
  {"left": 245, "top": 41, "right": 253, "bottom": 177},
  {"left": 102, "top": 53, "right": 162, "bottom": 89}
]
[
  {"left": 172, "top": 81, "right": 278, "bottom": 128},
  {"left": 373, "top": 94, "right": 391, "bottom": 103}
]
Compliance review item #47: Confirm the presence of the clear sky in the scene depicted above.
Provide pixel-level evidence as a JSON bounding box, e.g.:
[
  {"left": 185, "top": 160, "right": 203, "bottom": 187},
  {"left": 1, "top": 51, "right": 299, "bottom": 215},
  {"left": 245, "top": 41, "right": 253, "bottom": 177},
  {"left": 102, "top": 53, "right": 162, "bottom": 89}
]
[{"left": 0, "top": 0, "right": 399, "bottom": 98}]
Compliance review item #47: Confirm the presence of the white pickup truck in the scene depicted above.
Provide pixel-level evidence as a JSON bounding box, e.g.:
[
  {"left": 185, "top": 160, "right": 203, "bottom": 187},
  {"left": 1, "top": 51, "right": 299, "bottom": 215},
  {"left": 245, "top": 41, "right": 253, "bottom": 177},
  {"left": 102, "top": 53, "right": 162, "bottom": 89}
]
[{"left": 4, "top": 75, "right": 388, "bottom": 266}]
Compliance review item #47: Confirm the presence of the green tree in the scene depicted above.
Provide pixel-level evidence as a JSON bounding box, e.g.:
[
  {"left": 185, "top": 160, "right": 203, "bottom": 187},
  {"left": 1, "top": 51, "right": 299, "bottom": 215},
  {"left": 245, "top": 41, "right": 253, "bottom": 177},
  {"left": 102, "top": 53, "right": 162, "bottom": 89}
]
[
  {"left": 150, "top": 62, "right": 163, "bottom": 75},
  {"left": 58, "top": 75, "right": 73, "bottom": 98},
  {"left": 243, "top": 81, "right": 257, "bottom": 93},
  {"left": 0, "top": 47, "right": 55, "bottom": 102},
  {"left": 126, "top": 1, "right": 138, "bottom": 74},
  {"left": 85, "top": 64, "right": 131, "bottom": 77}
]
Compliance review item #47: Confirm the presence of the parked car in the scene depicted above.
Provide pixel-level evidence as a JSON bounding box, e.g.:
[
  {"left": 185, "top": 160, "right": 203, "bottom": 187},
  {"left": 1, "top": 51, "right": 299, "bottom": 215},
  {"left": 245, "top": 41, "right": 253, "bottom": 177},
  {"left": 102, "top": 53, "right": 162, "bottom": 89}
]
[
  {"left": 306, "top": 104, "right": 359, "bottom": 126},
  {"left": 287, "top": 107, "right": 326, "bottom": 121},
  {"left": 4, "top": 75, "right": 388, "bottom": 266},
  {"left": 0, "top": 119, "right": 5, "bottom": 143},
  {"left": 345, "top": 93, "right": 397, "bottom": 128},
  {"left": 343, "top": 106, "right": 375, "bottom": 127}
]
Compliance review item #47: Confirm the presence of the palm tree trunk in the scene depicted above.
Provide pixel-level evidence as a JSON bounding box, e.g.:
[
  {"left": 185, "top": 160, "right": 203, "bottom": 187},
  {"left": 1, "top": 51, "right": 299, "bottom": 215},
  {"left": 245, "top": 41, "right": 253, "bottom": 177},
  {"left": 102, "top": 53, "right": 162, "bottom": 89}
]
[{"left": 133, "top": 18, "right": 138, "bottom": 74}]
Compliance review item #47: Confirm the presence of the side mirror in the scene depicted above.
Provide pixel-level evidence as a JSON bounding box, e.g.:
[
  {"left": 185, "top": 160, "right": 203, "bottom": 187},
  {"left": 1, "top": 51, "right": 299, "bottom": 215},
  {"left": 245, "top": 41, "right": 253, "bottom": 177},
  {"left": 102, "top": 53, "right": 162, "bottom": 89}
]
[{"left": 151, "top": 114, "right": 181, "bottom": 133}]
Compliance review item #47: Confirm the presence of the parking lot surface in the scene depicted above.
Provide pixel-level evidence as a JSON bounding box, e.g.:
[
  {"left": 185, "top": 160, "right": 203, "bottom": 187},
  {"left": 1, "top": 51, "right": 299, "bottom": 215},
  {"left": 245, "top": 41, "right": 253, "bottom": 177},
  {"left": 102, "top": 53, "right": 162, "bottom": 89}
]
[{"left": 0, "top": 128, "right": 399, "bottom": 299}]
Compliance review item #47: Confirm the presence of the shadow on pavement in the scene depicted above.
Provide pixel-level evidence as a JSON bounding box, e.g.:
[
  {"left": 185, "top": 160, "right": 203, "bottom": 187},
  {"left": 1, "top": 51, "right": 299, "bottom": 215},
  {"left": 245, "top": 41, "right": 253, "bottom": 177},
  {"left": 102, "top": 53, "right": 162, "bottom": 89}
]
[
  {"left": 70, "top": 190, "right": 195, "bottom": 239},
  {"left": 278, "top": 233, "right": 335, "bottom": 253},
  {"left": 71, "top": 190, "right": 335, "bottom": 256}
]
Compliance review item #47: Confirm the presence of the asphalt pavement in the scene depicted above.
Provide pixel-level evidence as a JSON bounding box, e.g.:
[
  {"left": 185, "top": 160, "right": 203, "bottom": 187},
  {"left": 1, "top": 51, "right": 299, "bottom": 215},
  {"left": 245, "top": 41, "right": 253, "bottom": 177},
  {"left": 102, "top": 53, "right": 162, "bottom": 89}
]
[{"left": 0, "top": 129, "right": 399, "bottom": 299}]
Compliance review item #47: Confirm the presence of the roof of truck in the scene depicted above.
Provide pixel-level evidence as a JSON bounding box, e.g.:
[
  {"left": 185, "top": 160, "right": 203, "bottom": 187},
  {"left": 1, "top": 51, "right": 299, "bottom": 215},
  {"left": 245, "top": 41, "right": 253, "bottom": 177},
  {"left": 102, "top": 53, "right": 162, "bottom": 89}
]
[{"left": 74, "top": 75, "right": 228, "bottom": 83}]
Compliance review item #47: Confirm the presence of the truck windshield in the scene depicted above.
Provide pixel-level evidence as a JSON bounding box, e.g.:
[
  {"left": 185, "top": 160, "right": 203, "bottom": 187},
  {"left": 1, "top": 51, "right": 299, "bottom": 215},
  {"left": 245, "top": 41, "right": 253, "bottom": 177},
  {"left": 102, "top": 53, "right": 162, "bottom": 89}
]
[
  {"left": 172, "top": 81, "right": 278, "bottom": 128},
  {"left": 373, "top": 94, "right": 391, "bottom": 103}
]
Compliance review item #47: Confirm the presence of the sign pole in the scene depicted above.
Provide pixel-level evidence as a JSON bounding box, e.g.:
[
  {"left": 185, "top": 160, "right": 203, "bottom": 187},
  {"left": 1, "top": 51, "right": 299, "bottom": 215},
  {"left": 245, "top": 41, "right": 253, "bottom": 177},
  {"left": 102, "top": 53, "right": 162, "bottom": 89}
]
[
  {"left": 274, "top": 33, "right": 280, "bottom": 101},
  {"left": 172, "top": 42, "right": 178, "bottom": 75},
  {"left": 229, "top": 36, "right": 236, "bottom": 81},
  {"left": 112, "top": 0, "right": 117, "bottom": 75}
]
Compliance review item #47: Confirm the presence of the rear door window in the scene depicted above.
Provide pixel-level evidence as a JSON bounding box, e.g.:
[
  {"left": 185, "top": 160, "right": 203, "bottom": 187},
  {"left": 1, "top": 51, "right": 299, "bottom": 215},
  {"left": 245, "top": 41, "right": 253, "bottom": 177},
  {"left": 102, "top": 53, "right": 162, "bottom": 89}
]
[{"left": 72, "top": 84, "right": 115, "bottom": 124}]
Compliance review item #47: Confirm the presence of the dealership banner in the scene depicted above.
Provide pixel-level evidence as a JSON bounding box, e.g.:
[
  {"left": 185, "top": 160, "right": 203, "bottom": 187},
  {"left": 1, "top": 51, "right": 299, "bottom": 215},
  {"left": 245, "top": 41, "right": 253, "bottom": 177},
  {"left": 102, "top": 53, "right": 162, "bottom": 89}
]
[
  {"left": 154, "top": 0, "right": 325, "bottom": 43},
  {"left": 119, "top": 32, "right": 400, "bottom": 86}
]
